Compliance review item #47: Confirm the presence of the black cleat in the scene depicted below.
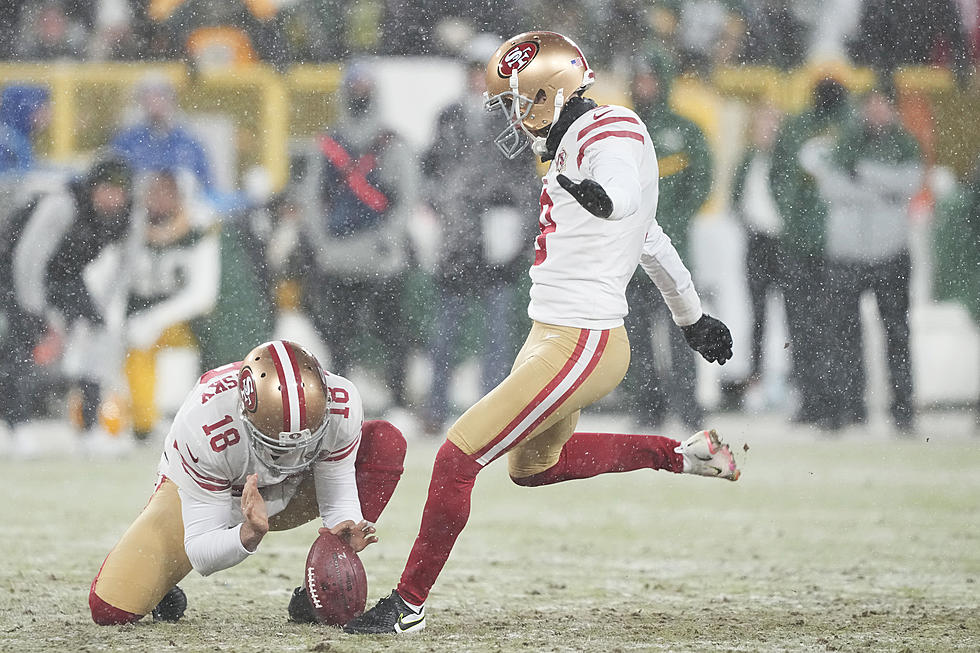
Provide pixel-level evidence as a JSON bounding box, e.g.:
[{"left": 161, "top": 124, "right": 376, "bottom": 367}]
[
  {"left": 151, "top": 586, "right": 187, "bottom": 622},
  {"left": 343, "top": 589, "right": 426, "bottom": 635},
  {"left": 287, "top": 586, "right": 318, "bottom": 623}
]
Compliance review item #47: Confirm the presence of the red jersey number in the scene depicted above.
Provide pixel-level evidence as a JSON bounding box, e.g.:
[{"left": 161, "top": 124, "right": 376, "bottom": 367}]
[
  {"left": 202, "top": 414, "right": 241, "bottom": 453},
  {"left": 329, "top": 387, "right": 350, "bottom": 419},
  {"left": 534, "top": 187, "right": 556, "bottom": 266}
]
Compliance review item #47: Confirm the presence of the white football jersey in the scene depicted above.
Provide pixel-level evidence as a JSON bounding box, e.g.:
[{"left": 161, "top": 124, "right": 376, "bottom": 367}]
[
  {"left": 527, "top": 104, "right": 700, "bottom": 329},
  {"left": 158, "top": 361, "right": 365, "bottom": 523}
]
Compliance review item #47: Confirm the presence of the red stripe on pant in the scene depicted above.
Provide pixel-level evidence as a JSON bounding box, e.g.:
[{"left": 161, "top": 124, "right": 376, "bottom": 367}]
[
  {"left": 474, "top": 330, "right": 591, "bottom": 463},
  {"left": 482, "top": 330, "right": 608, "bottom": 466}
]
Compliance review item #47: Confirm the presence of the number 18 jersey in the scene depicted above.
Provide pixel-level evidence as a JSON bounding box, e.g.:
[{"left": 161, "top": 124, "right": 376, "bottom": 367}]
[{"left": 157, "top": 361, "right": 364, "bottom": 517}]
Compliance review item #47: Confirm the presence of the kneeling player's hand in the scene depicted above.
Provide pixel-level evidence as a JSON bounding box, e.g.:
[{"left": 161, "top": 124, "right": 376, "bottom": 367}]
[
  {"left": 556, "top": 174, "right": 613, "bottom": 219},
  {"left": 681, "top": 313, "right": 733, "bottom": 365},
  {"left": 240, "top": 473, "right": 269, "bottom": 552},
  {"left": 322, "top": 520, "right": 378, "bottom": 552}
]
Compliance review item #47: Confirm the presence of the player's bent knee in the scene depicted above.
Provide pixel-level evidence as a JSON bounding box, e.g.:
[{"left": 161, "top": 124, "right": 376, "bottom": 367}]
[
  {"left": 434, "top": 439, "right": 483, "bottom": 481},
  {"left": 508, "top": 471, "right": 551, "bottom": 487},
  {"left": 359, "top": 420, "right": 407, "bottom": 468},
  {"left": 89, "top": 581, "right": 142, "bottom": 625}
]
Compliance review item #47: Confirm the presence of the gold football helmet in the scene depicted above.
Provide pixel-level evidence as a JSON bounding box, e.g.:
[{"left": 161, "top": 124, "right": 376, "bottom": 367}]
[
  {"left": 484, "top": 31, "right": 596, "bottom": 158},
  {"left": 238, "top": 340, "right": 331, "bottom": 474}
]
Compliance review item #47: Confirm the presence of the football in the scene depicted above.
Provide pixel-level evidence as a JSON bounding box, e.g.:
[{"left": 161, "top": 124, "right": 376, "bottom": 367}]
[{"left": 303, "top": 531, "right": 368, "bottom": 625}]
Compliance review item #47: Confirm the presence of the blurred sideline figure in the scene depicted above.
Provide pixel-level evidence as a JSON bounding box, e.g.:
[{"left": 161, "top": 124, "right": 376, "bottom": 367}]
[
  {"left": 622, "top": 46, "right": 713, "bottom": 429},
  {"left": 111, "top": 75, "right": 215, "bottom": 193},
  {"left": 731, "top": 101, "right": 785, "bottom": 399},
  {"left": 421, "top": 35, "right": 537, "bottom": 435},
  {"left": 191, "top": 189, "right": 292, "bottom": 371},
  {"left": 346, "top": 31, "right": 736, "bottom": 636},
  {"left": 0, "top": 156, "right": 132, "bottom": 454},
  {"left": 14, "top": 1, "right": 88, "bottom": 60},
  {"left": 302, "top": 61, "right": 420, "bottom": 413},
  {"left": 800, "top": 86, "right": 923, "bottom": 433},
  {"left": 0, "top": 85, "right": 50, "bottom": 175},
  {"left": 124, "top": 168, "right": 219, "bottom": 441},
  {"left": 770, "top": 78, "right": 849, "bottom": 429},
  {"left": 89, "top": 339, "right": 406, "bottom": 625},
  {"left": 933, "top": 156, "right": 980, "bottom": 432}
]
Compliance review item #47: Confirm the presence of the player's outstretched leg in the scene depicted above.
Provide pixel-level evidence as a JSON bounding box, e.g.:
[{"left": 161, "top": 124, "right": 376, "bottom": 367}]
[
  {"left": 509, "top": 430, "right": 684, "bottom": 486},
  {"left": 509, "top": 428, "right": 740, "bottom": 485},
  {"left": 674, "top": 429, "right": 740, "bottom": 481}
]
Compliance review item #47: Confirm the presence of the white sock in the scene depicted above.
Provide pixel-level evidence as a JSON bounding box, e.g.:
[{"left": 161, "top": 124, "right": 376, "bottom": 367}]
[
  {"left": 401, "top": 596, "right": 424, "bottom": 613},
  {"left": 675, "top": 444, "right": 692, "bottom": 473}
]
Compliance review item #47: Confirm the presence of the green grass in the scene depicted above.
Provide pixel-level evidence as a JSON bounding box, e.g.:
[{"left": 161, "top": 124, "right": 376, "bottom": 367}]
[{"left": 1, "top": 413, "right": 978, "bottom": 652}]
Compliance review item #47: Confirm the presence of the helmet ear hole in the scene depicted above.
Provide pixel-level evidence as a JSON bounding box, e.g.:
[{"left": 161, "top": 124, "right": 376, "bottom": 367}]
[{"left": 534, "top": 89, "right": 547, "bottom": 104}]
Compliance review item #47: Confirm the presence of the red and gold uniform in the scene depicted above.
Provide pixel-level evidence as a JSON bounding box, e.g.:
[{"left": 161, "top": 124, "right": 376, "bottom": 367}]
[{"left": 391, "top": 32, "right": 707, "bottom": 611}]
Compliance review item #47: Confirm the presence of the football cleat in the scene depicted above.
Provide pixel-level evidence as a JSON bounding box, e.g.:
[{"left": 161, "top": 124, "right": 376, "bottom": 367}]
[
  {"left": 287, "top": 586, "right": 317, "bottom": 623},
  {"left": 151, "top": 586, "right": 187, "bottom": 622},
  {"left": 343, "top": 590, "right": 426, "bottom": 635},
  {"left": 675, "top": 429, "right": 740, "bottom": 481}
]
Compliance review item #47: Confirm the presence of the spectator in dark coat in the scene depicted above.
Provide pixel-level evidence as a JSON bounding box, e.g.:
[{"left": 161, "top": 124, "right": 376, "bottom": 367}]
[
  {"left": 849, "top": 0, "right": 971, "bottom": 81},
  {"left": 421, "top": 43, "right": 538, "bottom": 434},
  {"left": 0, "top": 157, "right": 132, "bottom": 449},
  {"left": 302, "top": 62, "right": 420, "bottom": 412}
]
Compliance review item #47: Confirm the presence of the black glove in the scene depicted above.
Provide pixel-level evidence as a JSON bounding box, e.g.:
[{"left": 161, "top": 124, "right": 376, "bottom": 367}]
[
  {"left": 681, "top": 313, "right": 733, "bottom": 365},
  {"left": 556, "top": 174, "right": 613, "bottom": 218},
  {"left": 287, "top": 586, "right": 317, "bottom": 623}
]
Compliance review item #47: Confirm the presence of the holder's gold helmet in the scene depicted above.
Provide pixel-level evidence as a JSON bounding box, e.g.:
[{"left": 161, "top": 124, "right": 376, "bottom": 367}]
[
  {"left": 484, "top": 31, "right": 596, "bottom": 158},
  {"left": 238, "top": 340, "right": 330, "bottom": 474}
]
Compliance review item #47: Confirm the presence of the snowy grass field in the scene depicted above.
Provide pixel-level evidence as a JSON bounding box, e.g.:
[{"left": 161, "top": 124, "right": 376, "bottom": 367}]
[{"left": 1, "top": 411, "right": 978, "bottom": 652}]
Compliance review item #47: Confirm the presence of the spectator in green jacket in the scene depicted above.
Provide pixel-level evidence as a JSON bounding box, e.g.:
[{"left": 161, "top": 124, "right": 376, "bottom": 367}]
[
  {"left": 623, "top": 46, "right": 713, "bottom": 430},
  {"left": 933, "top": 158, "right": 980, "bottom": 431},
  {"left": 769, "top": 77, "right": 850, "bottom": 429},
  {"left": 798, "top": 86, "right": 923, "bottom": 433}
]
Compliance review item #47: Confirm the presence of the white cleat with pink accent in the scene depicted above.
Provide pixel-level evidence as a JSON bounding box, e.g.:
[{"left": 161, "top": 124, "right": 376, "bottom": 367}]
[{"left": 676, "top": 429, "right": 740, "bottom": 481}]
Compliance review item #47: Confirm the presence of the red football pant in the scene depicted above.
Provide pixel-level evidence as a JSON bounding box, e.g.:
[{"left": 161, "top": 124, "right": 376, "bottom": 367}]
[{"left": 396, "top": 432, "right": 682, "bottom": 606}]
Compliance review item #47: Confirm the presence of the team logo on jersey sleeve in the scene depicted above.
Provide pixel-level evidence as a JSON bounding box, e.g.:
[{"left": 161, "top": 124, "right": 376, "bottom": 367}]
[
  {"left": 498, "top": 42, "right": 538, "bottom": 78},
  {"left": 240, "top": 368, "right": 257, "bottom": 412},
  {"left": 556, "top": 149, "right": 567, "bottom": 172}
]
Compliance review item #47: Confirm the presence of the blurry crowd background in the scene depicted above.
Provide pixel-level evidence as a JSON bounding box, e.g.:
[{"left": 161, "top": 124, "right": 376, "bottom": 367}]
[{"left": 0, "top": 0, "right": 978, "bottom": 456}]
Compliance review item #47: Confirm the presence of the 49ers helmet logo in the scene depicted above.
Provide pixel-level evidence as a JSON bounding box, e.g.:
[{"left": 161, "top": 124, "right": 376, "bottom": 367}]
[
  {"left": 498, "top": 41, "right": 538, "bottom": 78},
  {"left": 240, "top": 367, "right": 257, "bottom": 412}
]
